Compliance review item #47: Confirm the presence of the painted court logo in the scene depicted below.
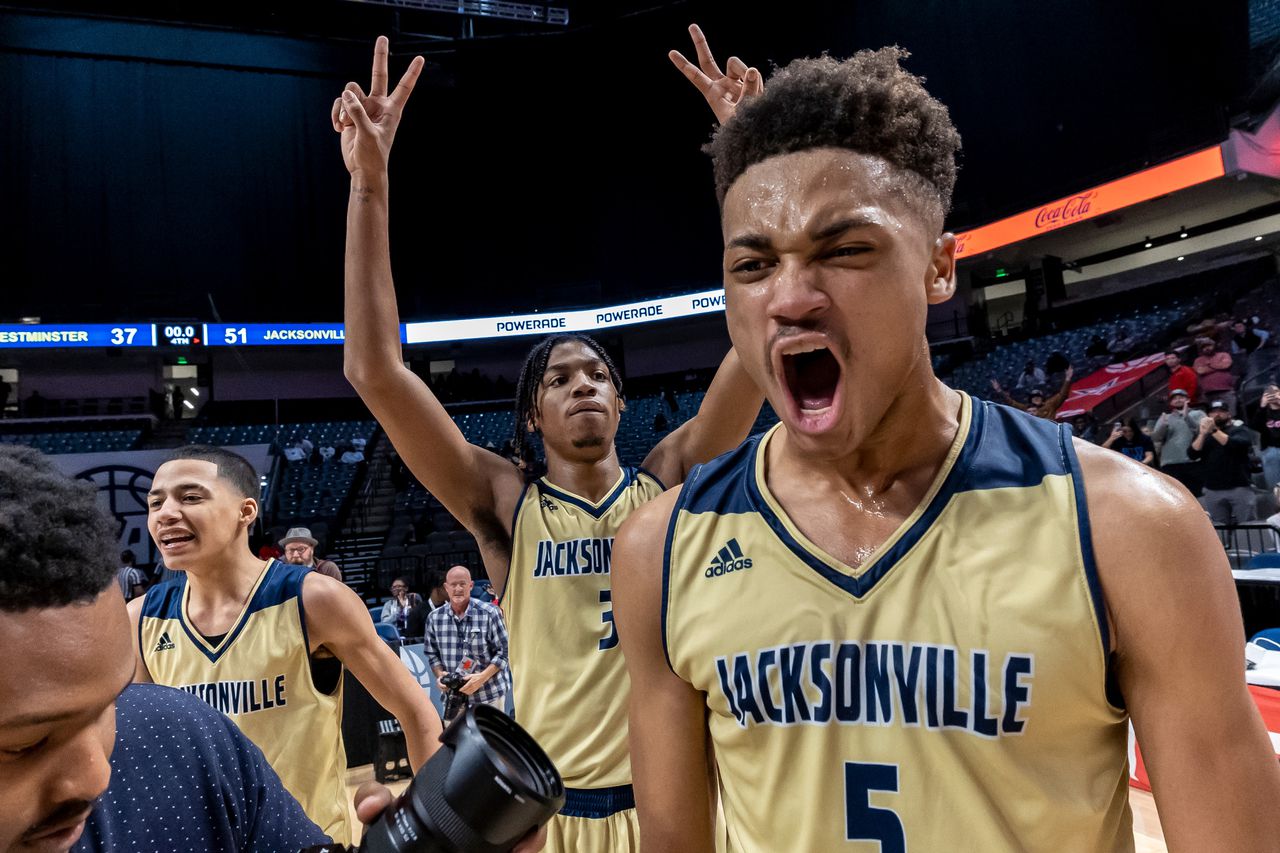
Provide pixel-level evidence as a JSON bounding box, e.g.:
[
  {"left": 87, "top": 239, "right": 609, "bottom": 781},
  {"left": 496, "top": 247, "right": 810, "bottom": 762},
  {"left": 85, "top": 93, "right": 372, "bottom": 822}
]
[
  {"left": 154, "top": 631, "right": 175, "bottom": 652},
  {"left": 705, "top": 539, "right": 752, "bottom": 578}
]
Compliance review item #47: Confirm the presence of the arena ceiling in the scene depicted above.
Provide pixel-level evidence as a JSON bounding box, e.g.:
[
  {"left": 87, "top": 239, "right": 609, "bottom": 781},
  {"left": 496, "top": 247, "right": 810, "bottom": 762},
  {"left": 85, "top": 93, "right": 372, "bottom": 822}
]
[{"left": 0, "top": 0, "right": 1260, "bottom": 322}]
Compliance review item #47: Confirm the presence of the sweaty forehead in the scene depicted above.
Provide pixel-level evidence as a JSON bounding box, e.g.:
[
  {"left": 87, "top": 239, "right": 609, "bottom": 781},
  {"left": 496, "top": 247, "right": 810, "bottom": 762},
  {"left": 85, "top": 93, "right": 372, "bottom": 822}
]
[{"left": 721, "top": 148, "right": 921, "bottom": 241}]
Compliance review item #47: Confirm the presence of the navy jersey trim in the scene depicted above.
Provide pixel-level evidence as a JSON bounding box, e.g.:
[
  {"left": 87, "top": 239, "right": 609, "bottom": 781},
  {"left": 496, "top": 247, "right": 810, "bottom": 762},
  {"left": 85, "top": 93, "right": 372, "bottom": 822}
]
[
  {"left": 674, "top": 439, "right": 759, "bottom": 516},
  {"left": 1063, "top": 426, "right": 1125, "bottom": 711},
  {"left": 660, "top": 486, "right": 683, "bottom": 672},
  {"left": 140, "top": 575, "right": 186, "bottom": 620},
  {"left": 499, "top": 480, "right": 535, "bottom": 605},
  {"left": 747, "top": 401, "right": 984, "bottom": 600},
  {"left": 176, "top": 560, "right": 293, "bottom": 665},
  {"left": 537, "top": 467, "right": 635, "bottom": 519},
  {"left": 636, "top": 466, "right": 666, "bottom": 493},
  {"left": 560, "top": 784, "right": 636, "bottom": 819}
]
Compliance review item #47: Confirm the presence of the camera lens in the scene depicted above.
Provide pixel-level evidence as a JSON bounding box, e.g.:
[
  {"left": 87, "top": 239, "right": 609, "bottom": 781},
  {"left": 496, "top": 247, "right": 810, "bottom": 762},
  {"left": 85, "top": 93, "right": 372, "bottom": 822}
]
[{"left": 331, "top": 704, "right": 564, "bottom": 853}]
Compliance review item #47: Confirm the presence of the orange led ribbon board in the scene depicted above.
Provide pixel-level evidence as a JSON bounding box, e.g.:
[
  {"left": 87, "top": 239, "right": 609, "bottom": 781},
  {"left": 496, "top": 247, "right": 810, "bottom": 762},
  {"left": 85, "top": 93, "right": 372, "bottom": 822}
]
[{"left": 953, "top": 146, "right": 1225, "bottom": 259}]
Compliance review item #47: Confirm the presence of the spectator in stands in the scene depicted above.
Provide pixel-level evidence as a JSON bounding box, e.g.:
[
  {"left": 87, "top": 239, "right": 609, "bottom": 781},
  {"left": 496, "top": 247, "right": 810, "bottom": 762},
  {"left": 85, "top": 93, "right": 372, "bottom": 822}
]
[
  {"left": 279, "top": 527, "right": 343, "bottom": 582},
  {"left": 24, "top": 390, "right": 46, "bottom": 418},
  {"left": 1069, "top": 414, "right": 1099, "bottom": 444},
  {"left": 653, "top": 410, "right": 669, "bottom": 433},
  {"left": 116, "top": 551, "right": 147, "bottom": 602},
  {"left": 662, "top": 387, "right": 680, "bottom": 414},
  {"left": 425, "top": 572, "right": 448, "bottom": 610},
  {"left": 1085, "top": 334, "right": 1109, "bottom": 359},
  {"left": 380, "top": 577, "right": 423, "bottom": 632},
  {"left": 1014, "top": 359, "right": 1046, "bottom": 393},
  {"left": 1106, "top": 324, "right": 1138, "bottom": 360},
  {"left": 1101, "top": 418, "right": 1155, "bottom": 466},
  {"left": 426, "top": 566, "right": 511, "bottom": 720},
  {"left": 1194, "top": 339, "right": 1236, "bottom": 415},
  {"left": 1189, "top": 401, "right": 1256, "bottom": 524},
  {"left": 990, "top": 366, "right": 1072, "bottom": 420},
  {"left": 1252, "top": 383, "right": 1280, "bottom": 492},
  {"left": 0, "top": 446, "right": 334, "bottom": 853},
  {"left": 1152, "top": 389, "right": 1204, "bottom": 495},
  {"left": 1230, "top": 319, "right": 1265, "bottom": 355},
  {"left": 1044, "top": 351, "right": 1071, "bottom": 389},
  {"left": 1164, "top": 350, "right": 1198, "bottom": 402}
]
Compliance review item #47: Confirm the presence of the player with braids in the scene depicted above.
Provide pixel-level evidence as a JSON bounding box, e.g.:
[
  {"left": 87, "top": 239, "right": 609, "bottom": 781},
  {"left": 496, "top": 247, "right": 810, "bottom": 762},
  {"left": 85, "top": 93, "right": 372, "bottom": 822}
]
[
  {"left": 613, "top": 46, "right": 1280, "bottom": 852},
  {"left": 511, "top": 333, "right": 624, "bottom": 469},
  {"left": 337, "top": 28, "right": 763, "bottom": 853}
]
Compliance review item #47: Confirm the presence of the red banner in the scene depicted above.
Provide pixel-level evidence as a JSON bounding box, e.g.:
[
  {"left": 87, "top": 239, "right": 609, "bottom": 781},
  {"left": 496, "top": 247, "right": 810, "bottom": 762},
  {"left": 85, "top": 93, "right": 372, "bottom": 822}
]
[{"left": 1054, "top": 353, "right": 1166, "bottom": 420}]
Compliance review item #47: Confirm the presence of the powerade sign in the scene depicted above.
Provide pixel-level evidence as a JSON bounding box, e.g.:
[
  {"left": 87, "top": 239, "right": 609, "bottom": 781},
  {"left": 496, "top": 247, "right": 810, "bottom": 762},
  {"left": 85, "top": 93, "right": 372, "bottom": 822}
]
[
  {"left": 0, "top": 324, "right": 153, "bottom": 348},
  {"left": 205, "top": 323, "right": 348, "bottom": 346},
  {"left": 404, "top": 289, "right": 727, "bottom": 345}
]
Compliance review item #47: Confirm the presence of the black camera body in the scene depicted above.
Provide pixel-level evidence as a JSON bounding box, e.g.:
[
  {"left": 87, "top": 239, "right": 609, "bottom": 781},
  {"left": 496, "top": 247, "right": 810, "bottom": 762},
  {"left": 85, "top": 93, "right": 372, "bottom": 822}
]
[
  {"left": 302, "top": 704, "right": 564, "bottom": 853},
  {"left": 440, "top": 671, "right": 467, "bottom": 692}
]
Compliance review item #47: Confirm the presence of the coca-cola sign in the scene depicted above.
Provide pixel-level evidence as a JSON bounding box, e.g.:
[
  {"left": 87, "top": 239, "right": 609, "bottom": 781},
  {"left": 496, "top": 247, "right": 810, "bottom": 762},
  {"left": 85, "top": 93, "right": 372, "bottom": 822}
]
[{"left": 1033, "top": 191, "right": 1097, "bottom": 230}]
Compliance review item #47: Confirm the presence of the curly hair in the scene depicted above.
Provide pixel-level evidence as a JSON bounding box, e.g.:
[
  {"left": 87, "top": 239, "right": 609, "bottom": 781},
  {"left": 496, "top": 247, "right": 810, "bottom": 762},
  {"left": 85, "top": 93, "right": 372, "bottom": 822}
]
[
  {"left": 0, "top": 445, "right": 120, "bottom": 612},
  {"left": 706, "top": 48, "right": 961, "bottom": 228}
]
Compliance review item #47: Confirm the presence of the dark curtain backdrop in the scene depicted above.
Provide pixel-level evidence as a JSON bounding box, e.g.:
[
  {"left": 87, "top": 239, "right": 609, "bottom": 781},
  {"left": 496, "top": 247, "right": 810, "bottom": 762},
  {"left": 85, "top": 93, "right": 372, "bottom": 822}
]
[{"left": 1, "top": 0, "right": 1249, "bottom": 323}]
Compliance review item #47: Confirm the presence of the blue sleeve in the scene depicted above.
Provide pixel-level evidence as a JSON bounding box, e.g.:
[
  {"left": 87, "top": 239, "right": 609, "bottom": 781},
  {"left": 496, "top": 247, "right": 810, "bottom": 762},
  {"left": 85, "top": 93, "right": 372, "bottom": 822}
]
[{"left": 76, "top": 684, "right": 330, "bottom": 852}]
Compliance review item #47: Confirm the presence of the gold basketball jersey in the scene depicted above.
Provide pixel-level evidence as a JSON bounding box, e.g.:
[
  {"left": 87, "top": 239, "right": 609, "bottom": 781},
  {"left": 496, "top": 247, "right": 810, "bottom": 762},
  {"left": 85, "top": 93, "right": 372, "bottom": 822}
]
[
  {"left": 505, "top": 466, "right": 665, "bottom": 789},
  {"left": 138, "top": 559, "right": 351, "bottom": 845},
  {"left": 664, "top": 396, "right": 1132, "bottom": 852}
]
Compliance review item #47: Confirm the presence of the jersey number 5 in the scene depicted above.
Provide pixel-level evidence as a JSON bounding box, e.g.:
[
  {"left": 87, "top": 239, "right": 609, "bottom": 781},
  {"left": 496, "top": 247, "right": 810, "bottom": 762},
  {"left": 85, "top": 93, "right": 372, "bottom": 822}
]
[
  {"left": 598, "top": 588, "right": 619, "bottom": 651},
  {"left": 845, "top": 762, "right": 905, "bottom": 852}
]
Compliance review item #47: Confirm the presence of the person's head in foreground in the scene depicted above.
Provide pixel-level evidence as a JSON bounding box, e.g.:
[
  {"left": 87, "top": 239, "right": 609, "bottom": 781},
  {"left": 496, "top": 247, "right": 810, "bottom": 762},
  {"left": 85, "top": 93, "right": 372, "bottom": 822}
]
[
  {"left": 147, "top": 445, "right": 259, "bottom": 571},
  {"left": 513, "top": 333, "right": 626, "bottom": 467},
  {"left": 707, "top": 48, "right": 961, "bottom": 457},
  {"left": 0, "top": 446, "right": 129, "bottom": 852}
]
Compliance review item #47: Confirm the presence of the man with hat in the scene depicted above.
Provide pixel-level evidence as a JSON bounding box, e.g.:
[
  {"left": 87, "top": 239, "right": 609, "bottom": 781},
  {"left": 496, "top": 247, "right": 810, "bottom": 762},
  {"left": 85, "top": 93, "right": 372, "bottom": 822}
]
[
  {"left": 1153, "top": 388, "right": 1205, "bottom": 495},
  {"left": 1189, "top": 400, "right": 1256, "bottom": 524},
  {"left": 280, "top": 527, "right": 343, "bottom": 582}
]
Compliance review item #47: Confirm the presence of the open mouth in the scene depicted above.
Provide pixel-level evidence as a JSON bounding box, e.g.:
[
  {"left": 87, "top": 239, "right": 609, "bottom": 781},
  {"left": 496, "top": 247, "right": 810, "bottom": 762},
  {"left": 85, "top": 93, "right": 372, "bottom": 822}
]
[
  {"left": 159, "top": 532, "right": 195, "bottom": 548},
  {"left": 779, "top": 342, "right": 843, "bottom": 433}
]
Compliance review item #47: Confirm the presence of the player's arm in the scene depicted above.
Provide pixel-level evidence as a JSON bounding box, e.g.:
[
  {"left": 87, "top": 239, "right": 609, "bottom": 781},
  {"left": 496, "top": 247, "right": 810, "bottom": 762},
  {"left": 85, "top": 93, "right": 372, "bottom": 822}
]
[
  {"left": 1042, "top": 365, "right": 1074, "bottom": 412},
  {"left": 1079, "top": 442, "right": 1280, "bottom": 850},
  {"left": 613, "top": 490, "right": 716, "bottom": 853},
  {"left": 642, "top": 348, "right": 762, "bottom": 487},
  {"left": 336, "top": 38, "right": 524, "bottom": 589},
  {"left": 302, "top": 573, "right": 443, "bottom": 769},
  {"left": 125, "top": 595, "right": 152, "bottom": 683}
]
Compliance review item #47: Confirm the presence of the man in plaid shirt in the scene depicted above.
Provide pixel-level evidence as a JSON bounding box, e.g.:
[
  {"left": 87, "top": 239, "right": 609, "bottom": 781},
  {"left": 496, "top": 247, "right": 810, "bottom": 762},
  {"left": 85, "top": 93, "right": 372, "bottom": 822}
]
[{"left": 425, "top": 565, "right": 511, "bottom": 716}]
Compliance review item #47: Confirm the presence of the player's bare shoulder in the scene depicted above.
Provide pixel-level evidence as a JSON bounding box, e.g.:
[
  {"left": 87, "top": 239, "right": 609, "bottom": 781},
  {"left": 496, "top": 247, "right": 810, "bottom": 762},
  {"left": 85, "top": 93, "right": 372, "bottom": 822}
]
[
  {"left": 1073, "top": 435, "right": 1201, "bottom": 528},
  {"left": 614, "top": 485, "right": 684, "bottom": 583}
]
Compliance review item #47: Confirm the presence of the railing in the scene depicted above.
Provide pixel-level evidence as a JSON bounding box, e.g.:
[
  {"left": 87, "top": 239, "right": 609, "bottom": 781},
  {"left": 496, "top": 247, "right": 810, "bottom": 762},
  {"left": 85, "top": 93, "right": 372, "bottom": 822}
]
[{"left": 1216, "top": 523, "right": 1280, "bottom": 570}]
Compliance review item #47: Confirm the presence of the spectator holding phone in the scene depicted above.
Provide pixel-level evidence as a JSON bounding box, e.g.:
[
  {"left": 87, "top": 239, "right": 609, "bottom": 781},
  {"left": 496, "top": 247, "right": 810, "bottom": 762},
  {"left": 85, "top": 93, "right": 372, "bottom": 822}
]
[
  {"left": 1102, "top": 418, "right": 1155, "bottom": 466},
  {"left": 1252, "top": 383, "right": 1280, "bottom": 491},
  {"left": 1153, "top": 389, "right": 1205, "bottom": 495}
]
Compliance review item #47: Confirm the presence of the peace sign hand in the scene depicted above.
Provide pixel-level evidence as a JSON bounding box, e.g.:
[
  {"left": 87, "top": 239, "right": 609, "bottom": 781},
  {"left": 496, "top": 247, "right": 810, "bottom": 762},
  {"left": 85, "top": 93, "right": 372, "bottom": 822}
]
[
  {"left": 331, "top": 36, "right": 425, "bottom": 177},
  {"left": 668, "top": 24, "right": 762, "bottom": 125}
]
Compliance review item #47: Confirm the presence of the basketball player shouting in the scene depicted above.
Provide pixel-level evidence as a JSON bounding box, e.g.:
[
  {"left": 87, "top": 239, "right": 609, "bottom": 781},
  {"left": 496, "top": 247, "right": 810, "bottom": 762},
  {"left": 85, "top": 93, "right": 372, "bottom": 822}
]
[
  {"left": 612, "top": 48, "right": 1280, "bottom": 851},
  {"left": 335, "top": 33, "right": 761, "bottom": 852},
  {"left": 128, "top": 446, "right": 442, "bottom": 846}
]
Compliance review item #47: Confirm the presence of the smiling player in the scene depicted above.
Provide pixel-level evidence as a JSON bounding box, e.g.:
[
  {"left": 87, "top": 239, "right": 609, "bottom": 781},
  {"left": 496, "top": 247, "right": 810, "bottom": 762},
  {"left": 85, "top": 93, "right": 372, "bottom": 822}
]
[{"left": 128, "top": 445, "right": 442, "bottom": 846}]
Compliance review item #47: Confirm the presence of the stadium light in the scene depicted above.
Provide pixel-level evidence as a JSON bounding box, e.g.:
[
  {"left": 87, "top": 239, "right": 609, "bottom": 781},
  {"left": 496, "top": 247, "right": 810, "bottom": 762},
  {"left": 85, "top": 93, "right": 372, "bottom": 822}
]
[{"left": 1143, "top": 236, "right": 1152, "bottom": 248}]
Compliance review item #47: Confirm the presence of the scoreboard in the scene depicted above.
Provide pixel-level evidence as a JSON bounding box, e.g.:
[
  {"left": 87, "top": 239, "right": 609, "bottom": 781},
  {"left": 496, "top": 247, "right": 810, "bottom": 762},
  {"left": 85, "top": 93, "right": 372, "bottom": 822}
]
[
  {"left": 0, "top": 289, "right": 730, "bottom": 350},
  {"left": 0, "top": 324, "right": 153, "bottom": 348}
]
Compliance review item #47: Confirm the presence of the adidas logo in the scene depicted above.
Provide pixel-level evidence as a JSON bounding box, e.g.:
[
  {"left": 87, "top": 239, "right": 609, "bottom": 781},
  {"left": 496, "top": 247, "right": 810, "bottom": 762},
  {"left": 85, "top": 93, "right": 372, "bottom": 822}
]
[
  {"left": 154, "top": 631, "right": 175, "bottom": 652},
  {"left": 539, "top": 497, "right": 560, "bottom": 512},
  {"left": 704, "top": 539, "right": 753, "bottom": 578}
]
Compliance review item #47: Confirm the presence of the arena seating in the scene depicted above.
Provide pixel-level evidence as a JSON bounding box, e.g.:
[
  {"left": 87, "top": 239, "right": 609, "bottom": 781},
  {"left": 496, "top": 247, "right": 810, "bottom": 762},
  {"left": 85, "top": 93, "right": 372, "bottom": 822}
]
[
  {"left": 187, "top": 419, "right": 377, "bottom": 447},
  {"left": 0, "top": 428, "right": 142, "bottom": 455},
  {"left": 945, "top": 296, "right": 1213, "bottom": 399}
]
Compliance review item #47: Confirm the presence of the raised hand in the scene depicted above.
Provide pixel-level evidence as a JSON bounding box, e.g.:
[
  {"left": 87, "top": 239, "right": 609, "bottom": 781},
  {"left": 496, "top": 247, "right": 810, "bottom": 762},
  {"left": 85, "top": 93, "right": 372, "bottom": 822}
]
[
  {"left": 331, "top": 36, "right": 425, "bottom": 176},
  {"left": 668, "top": 24, "right": 762, "bottom": 124}
]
